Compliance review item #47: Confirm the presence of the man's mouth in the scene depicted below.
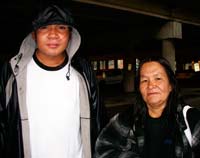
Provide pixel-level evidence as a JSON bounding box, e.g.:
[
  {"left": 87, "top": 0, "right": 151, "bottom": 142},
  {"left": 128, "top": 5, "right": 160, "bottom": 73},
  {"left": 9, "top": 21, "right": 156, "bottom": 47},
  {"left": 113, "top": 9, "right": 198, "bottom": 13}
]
[{"left": 47, "top": 43, "right": 59, "bottom": 48}]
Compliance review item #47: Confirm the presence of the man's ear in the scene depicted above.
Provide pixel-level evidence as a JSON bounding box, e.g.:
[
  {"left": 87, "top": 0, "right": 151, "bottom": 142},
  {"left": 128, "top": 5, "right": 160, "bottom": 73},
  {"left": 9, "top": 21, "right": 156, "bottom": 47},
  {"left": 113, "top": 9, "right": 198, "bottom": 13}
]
[{"left": 31, "top": 32, "right": 36, "bottom": 40}]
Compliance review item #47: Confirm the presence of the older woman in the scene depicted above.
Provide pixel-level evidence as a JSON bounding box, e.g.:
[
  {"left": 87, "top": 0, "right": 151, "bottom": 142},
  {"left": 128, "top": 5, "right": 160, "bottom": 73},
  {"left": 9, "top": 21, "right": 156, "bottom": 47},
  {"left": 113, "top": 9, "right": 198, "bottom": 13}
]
[{"left": 95, "top": 57, "right": 200, "bottom": 158}]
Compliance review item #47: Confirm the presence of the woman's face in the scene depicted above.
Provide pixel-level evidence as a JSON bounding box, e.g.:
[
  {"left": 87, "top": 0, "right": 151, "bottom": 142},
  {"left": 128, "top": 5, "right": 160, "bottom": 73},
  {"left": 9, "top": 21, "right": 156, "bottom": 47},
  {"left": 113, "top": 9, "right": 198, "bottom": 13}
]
[{"left": 139, "top": 61, "right": 172, "bottom": 117}]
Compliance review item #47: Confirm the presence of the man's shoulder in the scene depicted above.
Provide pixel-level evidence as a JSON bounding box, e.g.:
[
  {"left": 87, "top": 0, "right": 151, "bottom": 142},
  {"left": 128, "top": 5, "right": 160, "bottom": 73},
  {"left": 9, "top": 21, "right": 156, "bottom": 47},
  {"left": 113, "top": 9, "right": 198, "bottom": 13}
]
[
  {"left": 0, "top": 61, "right": 12, "bottom": 77},
  {"left": 72, "top": 55, "right": 90, "bottom": 66}
]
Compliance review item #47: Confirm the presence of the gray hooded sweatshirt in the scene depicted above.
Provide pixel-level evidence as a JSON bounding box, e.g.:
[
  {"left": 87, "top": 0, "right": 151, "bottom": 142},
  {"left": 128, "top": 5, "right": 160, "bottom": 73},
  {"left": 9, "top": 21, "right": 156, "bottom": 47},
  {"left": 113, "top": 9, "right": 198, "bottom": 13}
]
[{"left": 9, "top": 25, "right": 92, "bottom": 158}]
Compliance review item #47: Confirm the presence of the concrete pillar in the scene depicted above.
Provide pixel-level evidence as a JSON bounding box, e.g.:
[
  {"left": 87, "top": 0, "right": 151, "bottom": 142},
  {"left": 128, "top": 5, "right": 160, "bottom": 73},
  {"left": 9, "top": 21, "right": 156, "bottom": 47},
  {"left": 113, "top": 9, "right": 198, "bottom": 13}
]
[
  {"left": 123, "top": 70, "right": 135, "bottom": 92},
  {"left": 157, "top": 21, "right": 182, "bottom": 72},
  {"left": 162, "top": 39, "right": 176, "bottom": 71}
]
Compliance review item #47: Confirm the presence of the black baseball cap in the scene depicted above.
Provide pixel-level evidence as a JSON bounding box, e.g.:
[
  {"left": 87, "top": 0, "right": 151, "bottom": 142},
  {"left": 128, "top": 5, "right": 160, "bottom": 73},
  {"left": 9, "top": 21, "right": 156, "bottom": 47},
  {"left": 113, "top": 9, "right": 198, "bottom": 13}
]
[{"left": 32, "top": 4, "right": 74, "bottom": 31}]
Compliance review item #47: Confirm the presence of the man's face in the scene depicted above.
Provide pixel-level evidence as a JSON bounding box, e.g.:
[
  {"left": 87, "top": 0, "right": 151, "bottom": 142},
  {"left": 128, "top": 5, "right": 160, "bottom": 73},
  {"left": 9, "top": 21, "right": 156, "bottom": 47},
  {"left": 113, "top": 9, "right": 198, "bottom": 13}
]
[{"left": 33, "top": 24, "right": 70, "bottom": 62}]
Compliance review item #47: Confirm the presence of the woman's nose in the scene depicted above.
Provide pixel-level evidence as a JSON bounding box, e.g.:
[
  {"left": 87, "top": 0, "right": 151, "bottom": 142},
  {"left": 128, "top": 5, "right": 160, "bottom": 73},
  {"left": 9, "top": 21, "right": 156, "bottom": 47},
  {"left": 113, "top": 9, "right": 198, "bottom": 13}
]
[{"left": 148, "top": 80, "right": 156, "bottom": 89}]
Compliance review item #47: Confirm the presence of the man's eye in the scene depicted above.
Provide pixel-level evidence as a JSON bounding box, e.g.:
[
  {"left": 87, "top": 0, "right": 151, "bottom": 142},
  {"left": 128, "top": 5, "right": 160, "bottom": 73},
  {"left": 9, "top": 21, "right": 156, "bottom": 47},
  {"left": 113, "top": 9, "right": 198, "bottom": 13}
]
[
  {"left": 58, "top": 25, "right": 68, "bottom": 30},
  {"left": 39, "top": 26, "right": 48, "bottom": 30}
]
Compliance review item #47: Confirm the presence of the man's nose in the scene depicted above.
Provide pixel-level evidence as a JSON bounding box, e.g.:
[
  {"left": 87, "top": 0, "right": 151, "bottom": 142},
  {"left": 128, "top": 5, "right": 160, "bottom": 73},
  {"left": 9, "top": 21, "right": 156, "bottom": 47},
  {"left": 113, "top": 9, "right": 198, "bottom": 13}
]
[{"left": 48, "top": 27, "right": 59, "bottom": 38}]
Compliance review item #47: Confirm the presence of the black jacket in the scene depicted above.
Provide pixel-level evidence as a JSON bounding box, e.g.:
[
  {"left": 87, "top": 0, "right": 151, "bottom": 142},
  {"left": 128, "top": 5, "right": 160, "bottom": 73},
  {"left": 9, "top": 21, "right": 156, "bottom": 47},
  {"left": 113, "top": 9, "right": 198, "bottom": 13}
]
[
  {"left": 0, "top": 30, "right": 104, "bottom": 157},
  {"left": 0, "top": 54, "right": 104, "bottom": 158},
  {"left": 95, "top": 104, "right": 200, "bottom": 158}
]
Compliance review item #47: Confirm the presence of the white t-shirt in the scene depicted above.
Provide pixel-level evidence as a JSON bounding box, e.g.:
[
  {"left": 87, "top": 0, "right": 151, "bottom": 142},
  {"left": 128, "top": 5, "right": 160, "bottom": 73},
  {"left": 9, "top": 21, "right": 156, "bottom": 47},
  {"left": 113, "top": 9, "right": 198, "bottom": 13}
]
[{"left": 26, "top": 57, "right": 83, "bottom": 158}]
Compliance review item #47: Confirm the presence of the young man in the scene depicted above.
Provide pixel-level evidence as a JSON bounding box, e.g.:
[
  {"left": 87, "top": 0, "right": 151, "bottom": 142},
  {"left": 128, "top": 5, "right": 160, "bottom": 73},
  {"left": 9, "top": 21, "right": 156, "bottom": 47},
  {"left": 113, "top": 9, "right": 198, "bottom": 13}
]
[{"left": 0, "top": 4, "right": 103, "bottom": 158}]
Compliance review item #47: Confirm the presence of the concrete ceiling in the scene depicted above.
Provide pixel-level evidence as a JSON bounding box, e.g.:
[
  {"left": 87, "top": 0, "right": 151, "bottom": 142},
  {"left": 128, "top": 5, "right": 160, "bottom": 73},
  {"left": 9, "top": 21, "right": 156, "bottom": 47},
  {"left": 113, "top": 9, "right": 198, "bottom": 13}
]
[
  {"left": 73, "top": 0, "right": 200, "bottom": 25},
  {"left": 1, "top": 0, "right": 200, "bottom": 62}
]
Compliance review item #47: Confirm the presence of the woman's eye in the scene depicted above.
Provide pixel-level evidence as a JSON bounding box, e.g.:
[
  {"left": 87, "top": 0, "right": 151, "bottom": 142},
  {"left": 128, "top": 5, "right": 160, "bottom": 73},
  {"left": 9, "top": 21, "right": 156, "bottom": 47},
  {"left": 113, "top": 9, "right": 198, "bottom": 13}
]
[
  {"left": 156, "top": 77, "right": 161, "bottom": 80},
  {"left": 140, "top": 79, "right": 147, "bottom": 83}
]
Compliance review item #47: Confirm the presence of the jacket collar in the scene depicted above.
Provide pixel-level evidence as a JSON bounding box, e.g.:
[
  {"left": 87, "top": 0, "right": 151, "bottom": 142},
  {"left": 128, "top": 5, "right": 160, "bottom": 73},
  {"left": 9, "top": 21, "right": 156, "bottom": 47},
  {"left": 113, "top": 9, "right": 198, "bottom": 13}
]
[{"left": 10, "top": 26, "right": 81, "bottom": 76}]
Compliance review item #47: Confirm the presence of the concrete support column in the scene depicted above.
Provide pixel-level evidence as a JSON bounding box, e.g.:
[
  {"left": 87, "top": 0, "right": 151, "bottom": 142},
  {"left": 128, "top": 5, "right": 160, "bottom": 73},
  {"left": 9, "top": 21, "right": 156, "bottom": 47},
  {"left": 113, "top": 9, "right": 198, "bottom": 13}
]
[
  {"left": 123, "top": 70, "right": 135, "bottom": 92},
  {"left": 157, "top": 21, "right": 182, "bottom": 72},
  {"left": 162, "top": 39, "right": 176, "bottom": 71}
]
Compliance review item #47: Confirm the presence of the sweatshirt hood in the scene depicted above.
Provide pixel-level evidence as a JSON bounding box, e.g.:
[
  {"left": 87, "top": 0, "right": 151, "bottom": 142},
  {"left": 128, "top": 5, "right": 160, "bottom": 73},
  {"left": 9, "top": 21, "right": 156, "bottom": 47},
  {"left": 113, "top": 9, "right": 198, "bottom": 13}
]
[
  {"left": 31, "top": 4, "right": 81, "bottom": 60},
  {"left": 10, "top": 4, "right": 81, "bottom": 75}
]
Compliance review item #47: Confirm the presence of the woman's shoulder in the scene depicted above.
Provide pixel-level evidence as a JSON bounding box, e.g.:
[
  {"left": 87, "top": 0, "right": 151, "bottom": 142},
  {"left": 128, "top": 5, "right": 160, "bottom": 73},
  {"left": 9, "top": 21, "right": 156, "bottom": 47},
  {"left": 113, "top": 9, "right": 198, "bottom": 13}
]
[
  {"left": 186, "top": 106, "right": 200, "bottom": 133},
  {"left": 117, "top": 106, "right": 135, "bottom": 127},
  {"left": 100, "top": 106, "right": 134, "bottom": 136}
]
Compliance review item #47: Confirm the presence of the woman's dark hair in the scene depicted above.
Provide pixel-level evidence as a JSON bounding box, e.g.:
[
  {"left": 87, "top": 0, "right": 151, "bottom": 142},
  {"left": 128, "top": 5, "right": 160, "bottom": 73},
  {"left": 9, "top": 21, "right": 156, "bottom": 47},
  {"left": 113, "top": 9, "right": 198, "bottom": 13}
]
[{"left": 134, "top": 56, "right": 180, "bottom": 118}]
